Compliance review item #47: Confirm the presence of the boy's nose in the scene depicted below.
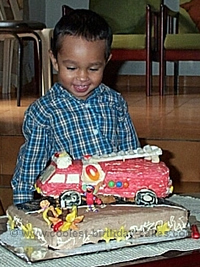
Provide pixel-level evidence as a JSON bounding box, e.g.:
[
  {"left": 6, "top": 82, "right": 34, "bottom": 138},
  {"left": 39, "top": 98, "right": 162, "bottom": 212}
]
[{"left": 77, "top": 69, "right": 88, "bottom": 81}]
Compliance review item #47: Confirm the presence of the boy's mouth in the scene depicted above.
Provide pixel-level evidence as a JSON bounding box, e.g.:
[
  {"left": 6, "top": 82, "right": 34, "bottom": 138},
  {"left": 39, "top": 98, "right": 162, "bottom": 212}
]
[{"left": 73, "top": 84, "right": 89, "bottom": 92}]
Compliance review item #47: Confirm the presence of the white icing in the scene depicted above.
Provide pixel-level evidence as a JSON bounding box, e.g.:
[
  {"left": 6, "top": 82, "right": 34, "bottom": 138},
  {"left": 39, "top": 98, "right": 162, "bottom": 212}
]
[
  {"left": 82, "top": 145, "right": 162, "bottom": 164},
  {"left": 66, "top": 174, "right": 80, "bottom": 184},
  {"left": 82, "top": 231, "right": 92, "bottom": 243},
  {"left": 49, "top": 173, "right": 65, "bottom": 183},
  {"left": 129, "top": 215, "right": 187, "bottom": 234},
  {"left": 52, "top": 152, "right": 72, "bottom": 169},
  {"left": 33, "top": 228, "right": 48, "bottom": 246},
  {"left": 168, "top": 216, "right": 188, "bottom": 231}
]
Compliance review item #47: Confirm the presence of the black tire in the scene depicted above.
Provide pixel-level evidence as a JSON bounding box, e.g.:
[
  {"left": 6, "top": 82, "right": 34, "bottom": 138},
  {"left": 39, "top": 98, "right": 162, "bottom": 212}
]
[
  {"left": 59, "top": 190, "right": 81, "bottom": 208},
  {"left": 135, "top": 189, "right": 158, "bottom": 205}
]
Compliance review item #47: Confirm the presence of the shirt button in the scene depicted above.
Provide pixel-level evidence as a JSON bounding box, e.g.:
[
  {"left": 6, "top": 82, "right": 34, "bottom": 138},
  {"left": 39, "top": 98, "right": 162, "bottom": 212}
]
[
  {"left": 85, "top": 103, "right": 90, "bottom": 108},
  {"left": 93, "top": 129, "right": 98, "bottom": 135}
]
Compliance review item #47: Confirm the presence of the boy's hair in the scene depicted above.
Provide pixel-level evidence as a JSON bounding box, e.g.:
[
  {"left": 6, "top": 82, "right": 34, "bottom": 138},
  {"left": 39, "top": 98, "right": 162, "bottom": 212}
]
[{"left": 51, "top": 8, "right": 113, "bottom": 61}]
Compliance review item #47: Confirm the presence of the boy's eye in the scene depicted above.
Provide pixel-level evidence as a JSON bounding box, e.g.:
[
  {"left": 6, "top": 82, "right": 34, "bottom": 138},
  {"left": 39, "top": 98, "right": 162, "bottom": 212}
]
[
  {"left": 90, "top": 68, "right": 99, "bottom": 71},
  {"left": 67, "top": 67, "right": 76, "bottom": 70}
]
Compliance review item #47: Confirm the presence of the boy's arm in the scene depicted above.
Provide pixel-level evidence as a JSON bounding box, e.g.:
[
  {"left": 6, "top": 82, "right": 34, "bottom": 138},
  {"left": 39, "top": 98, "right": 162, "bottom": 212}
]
[{"left": 11, "top": 114, "right": 51, "bottom": 205}]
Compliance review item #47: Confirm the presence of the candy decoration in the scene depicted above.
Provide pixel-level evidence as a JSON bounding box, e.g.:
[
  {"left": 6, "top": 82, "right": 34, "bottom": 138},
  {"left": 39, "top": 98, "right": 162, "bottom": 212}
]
[
  {"left": 116, "top": 181, "right": 123, "bottom": 188},
  {"left": 102, "top": 226, "right": 127, "bottom": 243},
  {"left": 191, "top": 225, "right": 200, "bottom": 239},
  {"left": 115, "top": 226, "right": 127, "bottom": 242},
  {"left": 86, "top": 165, "right": 100, "bottom": 181},
  {"left": 156, "top": 222, "right": 170, "bottom": 236},
  {"left": 42, "top": 208, "right": 52, "bottom": 226},
  {"left": 53, "top": 220, "right": 64, "bottom": 232},
  {"left": 123, "top": 181, "right": 129, "bottom": 188},
  {"left": 7, "top": 214, "right": 15, "bottom": 230},
  {"left": 103, "top": 227, "right": 113, "bottom": 243},
  {"left": 108, "top": 180, "right": 115, "bottom": 188},
  {"left": 21, "top": 223, "right": 35, "bottom": 239}
]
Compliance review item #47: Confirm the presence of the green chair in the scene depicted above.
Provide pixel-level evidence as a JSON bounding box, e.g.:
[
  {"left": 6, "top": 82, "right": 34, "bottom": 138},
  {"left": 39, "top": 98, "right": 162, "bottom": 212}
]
[
  {"left": 159, "top": 0, "right": 200, "bottom": 95},
  {"left": 89, "top": 0, "right": 163, "bottom": 96}
]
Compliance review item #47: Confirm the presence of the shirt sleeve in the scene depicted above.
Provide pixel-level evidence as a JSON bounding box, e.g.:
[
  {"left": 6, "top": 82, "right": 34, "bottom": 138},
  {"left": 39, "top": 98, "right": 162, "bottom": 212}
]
[
  {"left": 116, "top": 96, "right": 140, "bottom": 150},
  {"left": 11, "top": 111, "right": 51, "bottom": 205}
]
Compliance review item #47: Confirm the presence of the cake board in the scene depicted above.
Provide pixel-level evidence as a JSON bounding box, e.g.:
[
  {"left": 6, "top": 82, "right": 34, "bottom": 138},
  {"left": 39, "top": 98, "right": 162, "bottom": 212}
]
[{"left": 0, "top": 197, "right": 191, "bottom": 264}]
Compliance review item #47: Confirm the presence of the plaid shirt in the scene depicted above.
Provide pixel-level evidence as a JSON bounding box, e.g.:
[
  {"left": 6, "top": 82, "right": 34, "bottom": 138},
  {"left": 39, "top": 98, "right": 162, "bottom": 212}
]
[{"left": 12, "top": 83, "right": 140, "bottom": 204}]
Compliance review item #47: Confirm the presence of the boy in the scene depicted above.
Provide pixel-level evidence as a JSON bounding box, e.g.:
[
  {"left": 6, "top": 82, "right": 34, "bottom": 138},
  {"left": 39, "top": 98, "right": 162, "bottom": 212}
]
[{"left": 12, "top": 8, "right": 140, "bottom": 205}]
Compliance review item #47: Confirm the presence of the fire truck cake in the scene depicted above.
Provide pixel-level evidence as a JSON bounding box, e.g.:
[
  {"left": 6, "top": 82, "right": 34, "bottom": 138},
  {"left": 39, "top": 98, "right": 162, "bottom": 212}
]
[
  {"left": 6, "top": 145, "right": 189, "bottom": 252},
  {"left": 35, "top": 145, "right": 173, "bottom": 207}
]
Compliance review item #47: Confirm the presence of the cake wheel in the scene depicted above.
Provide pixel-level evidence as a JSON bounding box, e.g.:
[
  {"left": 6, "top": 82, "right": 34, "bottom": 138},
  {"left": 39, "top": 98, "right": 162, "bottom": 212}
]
[
  {"left": 135, "top": 189, "right": 158, "bottom": 206},
  {"left": 59, "top": 190, "right": 81, "bottom": 208}
]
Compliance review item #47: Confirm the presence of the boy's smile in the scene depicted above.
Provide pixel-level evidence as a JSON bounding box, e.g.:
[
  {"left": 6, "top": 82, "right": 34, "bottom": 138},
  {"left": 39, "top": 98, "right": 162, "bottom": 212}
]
[{"left": 50, "top": 35, "right": 111, "bottom": 100}]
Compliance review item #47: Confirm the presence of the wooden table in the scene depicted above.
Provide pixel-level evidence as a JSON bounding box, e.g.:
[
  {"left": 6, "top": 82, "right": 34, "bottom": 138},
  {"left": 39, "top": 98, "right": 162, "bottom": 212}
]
[{"left": 112, "top": 249, "right": 200, "bottom": 266}]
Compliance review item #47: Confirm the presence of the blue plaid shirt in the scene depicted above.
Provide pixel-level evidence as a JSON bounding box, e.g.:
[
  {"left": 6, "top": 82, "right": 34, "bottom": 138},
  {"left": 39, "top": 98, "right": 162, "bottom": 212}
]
[{"left": 12, "top": 83, "right": 140, "bottom": 204}]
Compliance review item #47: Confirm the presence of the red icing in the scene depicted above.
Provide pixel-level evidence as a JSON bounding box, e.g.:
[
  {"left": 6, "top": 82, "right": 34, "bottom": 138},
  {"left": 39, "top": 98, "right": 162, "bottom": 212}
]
[
  {"left": 191, "top": 225, "right": 200, "bottom": 239},
  {"left": 36, "top": 156, "right": 171, "bottom": 200},
  {"left": 53, "top": 220, "right": 64, "bottom": 232},
  {"left": 97, "top": 159, "right": 170, "bottom": 198}
]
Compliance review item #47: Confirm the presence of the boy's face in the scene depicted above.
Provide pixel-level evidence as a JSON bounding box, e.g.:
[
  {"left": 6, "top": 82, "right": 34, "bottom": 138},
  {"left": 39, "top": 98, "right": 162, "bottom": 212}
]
[{"left": 50, "top": 35, "right": 111, "bottom": 100}]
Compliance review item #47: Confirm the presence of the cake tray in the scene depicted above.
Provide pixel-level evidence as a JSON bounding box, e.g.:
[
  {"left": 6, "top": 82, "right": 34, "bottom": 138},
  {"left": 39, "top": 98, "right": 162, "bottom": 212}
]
[
  {"left": 0, "top": 198, "right": 190, "bottom": 263},
  {"left": 0, "top": 223, "right": 189, "bottom": 264}
]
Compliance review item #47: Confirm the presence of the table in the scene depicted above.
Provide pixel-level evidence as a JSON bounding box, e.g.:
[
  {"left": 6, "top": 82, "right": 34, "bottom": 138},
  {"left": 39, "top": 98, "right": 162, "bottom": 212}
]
[{"left": 1, "top": 194, "right": 200, "bottom": 266}]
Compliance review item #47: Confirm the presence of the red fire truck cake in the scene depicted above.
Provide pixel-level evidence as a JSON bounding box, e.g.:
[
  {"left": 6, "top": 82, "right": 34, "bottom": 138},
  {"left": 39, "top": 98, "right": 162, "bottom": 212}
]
[
  {"left": 6, "top": 145, "right": 188, "bottom": 253},
  {"left": 35, "top": 145, "right": 173, "bottom": 207}
]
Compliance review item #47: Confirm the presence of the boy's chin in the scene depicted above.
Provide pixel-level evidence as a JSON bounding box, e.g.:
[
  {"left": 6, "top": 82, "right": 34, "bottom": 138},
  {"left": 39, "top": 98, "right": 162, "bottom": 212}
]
[{"left": 72, "top": 89, "right": 94, "bottom": 100}]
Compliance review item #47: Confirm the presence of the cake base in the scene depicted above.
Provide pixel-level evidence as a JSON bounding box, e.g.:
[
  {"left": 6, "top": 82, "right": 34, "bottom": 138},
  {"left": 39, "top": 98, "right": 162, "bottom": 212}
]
[{"left": 6, "top": 203, "right": 189, "bottom": 250}]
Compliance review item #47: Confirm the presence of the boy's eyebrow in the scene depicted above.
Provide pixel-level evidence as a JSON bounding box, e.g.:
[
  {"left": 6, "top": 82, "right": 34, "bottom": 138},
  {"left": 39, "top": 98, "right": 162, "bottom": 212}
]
[
  {"left": 62, "top": 59, "right": 77, "bottom": 64},
  {"left": 62, "top": 59, "right": 104, "bottom": 66}
]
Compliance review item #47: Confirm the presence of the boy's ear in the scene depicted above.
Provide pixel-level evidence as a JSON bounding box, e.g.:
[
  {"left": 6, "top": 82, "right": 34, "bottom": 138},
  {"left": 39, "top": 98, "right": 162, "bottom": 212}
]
[{"left": 49, "top": 50, "right": 59, "bottom": 72}]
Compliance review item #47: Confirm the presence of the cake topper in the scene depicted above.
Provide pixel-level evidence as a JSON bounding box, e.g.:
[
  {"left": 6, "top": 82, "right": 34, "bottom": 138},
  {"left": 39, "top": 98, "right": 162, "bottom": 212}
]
[
  {"left": 82, "top": 184, "right": 102, "bottom": 212},
  {"left": 38, "top": 199, "right": 84, "bottom": 232}
]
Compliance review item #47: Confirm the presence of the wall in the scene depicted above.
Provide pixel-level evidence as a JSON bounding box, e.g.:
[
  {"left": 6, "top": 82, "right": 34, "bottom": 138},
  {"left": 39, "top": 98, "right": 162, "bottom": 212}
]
[
  {"left": 29, "top": 0, "right": 46, "bottom": 24},
  {"left": 45, "top": 0, "right": 88, "bottom": 27},
  {"left": 29, "top": 0, "right": 200, "bottom": 76}
]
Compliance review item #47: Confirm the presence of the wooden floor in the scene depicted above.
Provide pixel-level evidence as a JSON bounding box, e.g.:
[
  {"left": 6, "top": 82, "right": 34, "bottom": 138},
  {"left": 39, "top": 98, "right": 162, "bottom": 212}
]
[{"left": 0, "top": 82, "right": 200, "bottom": 210}]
